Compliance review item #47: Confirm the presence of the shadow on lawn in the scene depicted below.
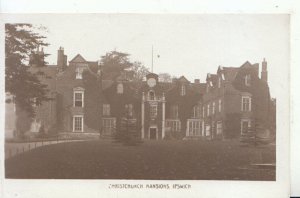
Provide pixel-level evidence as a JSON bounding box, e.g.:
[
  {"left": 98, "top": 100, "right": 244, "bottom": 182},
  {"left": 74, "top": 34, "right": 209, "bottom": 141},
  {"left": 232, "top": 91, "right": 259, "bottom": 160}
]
[{"left": 5, "top": 139, "right": 275, "bottom": 180}]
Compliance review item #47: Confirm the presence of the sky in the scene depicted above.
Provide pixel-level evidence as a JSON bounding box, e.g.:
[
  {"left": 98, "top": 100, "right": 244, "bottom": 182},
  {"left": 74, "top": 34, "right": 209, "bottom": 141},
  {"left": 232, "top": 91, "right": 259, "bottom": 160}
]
[{"left": 3, "top": 14, "right": 290, "bottom": 98}]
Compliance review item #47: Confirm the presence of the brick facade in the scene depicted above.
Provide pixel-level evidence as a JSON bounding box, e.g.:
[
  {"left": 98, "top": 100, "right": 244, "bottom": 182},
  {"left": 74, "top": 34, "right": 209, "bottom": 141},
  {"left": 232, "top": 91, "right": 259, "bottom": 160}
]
[{"left": 18, "top": 47, "right": 275, "bottom": 140}]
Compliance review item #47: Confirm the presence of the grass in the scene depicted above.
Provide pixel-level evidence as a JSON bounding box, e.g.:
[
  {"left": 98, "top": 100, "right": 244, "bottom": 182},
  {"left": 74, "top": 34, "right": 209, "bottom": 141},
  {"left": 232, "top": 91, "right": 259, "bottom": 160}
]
[{"left": 5, "top": 139, "right": 275, "bottom": 180}]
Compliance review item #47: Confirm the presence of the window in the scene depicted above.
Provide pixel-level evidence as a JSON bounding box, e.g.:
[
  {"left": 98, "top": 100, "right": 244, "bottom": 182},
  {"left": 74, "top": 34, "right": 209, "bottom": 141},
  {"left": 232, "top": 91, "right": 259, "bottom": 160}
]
[
  {"left": 217, "top": 121, "right": 222, "bottom": 135},
  {"left": 75, "top": 67, "right": 83, "bottom": 79},
  {"left": 241, "top": 96, "right": 251, "bottom": 111},
  {"left": 207, "top": 104, "right": 210, "bottom": 116},
  {"left": 102, "top": 118, "right": 116, "bottom": 134},
  {"left": 192, "top": 106, "right": 201, "bottom": 118},
  {"left": 205, "top": 125, "right": 211, "bottom": 136},
  {"left": 166, "top": 120, "right": 181, "bottom": 132},
  {"left": 241, "top": 119, "right": 251, "bottom": 134},
  {"left": 188, "top": 120, "right": 201, "bottom": 136},
  {"left": 218, "top": 99, "right": 222, "bottom": 112},
  {"left": 103, "top": 104, "right": 110, "bottom": 116},
  {"left": 202, "top": 106, "right": 205, "bottom": 118},
  {"left": 206, "top": 84, "right": 209, "bottom": 93},
  {"left": 74, "top": 91, "right": 84, "bottom": 107},
  {"left": 170, "top": 105, "right": 179, "bottom": 119},
  {"left": 180, "top": 85, "right": 186, "bottom": 96},
  {"left": 245, "top": 74, "right": 251, "bottom": 86},
  {"left": 117, "top": 83, "right": 123, "bottom": 94},
  {"left": 148, "top": 90, "right": 155, "bottom": 100},
  {"left": 218, "top": 77, "right": 221, "bottom": 88},
  {"left": 125, "top": 104, "right": 133, "bottom": 117},
  {"left": 212, "top": 102, "right": 215, "bottom": 114},
  {"left": 150, "top": 105, "right": 157, "bottom": 118},
  {"left": 73, "top": 115, "right": 83, "bottom": 132},
  {"left": 32, "top": 97, "right": 38, "bottom": 107}
]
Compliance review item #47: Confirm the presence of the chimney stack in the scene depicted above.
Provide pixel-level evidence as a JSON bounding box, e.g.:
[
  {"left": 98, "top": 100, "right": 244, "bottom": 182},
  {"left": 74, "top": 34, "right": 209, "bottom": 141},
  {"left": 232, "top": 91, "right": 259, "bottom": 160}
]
[
  {"left": 261, "top": 58, "right": 268, "bottom": 82},
  {"left": 57, "top": 47, "right": 67, "bottom": 71},
  {"left": 194, "top": 79, "right": 200, "bottom": 84}
]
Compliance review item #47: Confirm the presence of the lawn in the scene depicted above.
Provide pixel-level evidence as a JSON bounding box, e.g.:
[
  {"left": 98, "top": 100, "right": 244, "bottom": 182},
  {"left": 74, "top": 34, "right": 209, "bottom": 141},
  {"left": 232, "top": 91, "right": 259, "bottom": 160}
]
[{"left": 5, "top": 139, "right": 275, "bottom": 180}]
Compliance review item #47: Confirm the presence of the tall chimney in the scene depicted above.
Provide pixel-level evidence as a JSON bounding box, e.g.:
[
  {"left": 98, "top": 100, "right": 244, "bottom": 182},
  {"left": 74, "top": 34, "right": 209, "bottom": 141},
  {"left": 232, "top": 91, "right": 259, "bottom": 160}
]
[
  {"left": 57, "top": 47, "right": 66, "bottom": 71},
  {"left": 261, "top": 58, "right": 268, "bottom": 82}
]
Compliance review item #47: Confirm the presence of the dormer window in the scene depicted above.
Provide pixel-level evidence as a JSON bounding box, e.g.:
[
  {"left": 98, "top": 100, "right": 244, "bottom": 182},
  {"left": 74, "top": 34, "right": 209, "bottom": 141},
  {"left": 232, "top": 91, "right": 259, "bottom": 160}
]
[
  {"left": 75, "top": 67, "right": 83, "bottom": 79},
  {"left": 148, "top": 90, "right": 155, "bottom": 100},
  {"left": 245, "top": 74, "right": 251, "bottom": 86},
  {"left": 117, "top": 83, "right": 124, "bottom": 94},
  {"left": 180, "top": 85, "right": 186, "bottom": 96}
]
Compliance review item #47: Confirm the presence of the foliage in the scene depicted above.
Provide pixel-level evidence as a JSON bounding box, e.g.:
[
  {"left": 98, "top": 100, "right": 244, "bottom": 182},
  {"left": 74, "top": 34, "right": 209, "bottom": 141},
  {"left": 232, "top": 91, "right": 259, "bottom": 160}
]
[
  {"left": 82, "top": 70, "right": 101, "bottom": 133},
  {"left": 224, "top": 113, "right": 241, "bottom": 139},
  {"left": 158, "top": 73, "right": 172, "bottom": 82},
  {"left": 101, "top": 50, "right": 132, "bottom": 80},
  {"left": 114, "top": 116, "right": 142, "bottom": 146},
  {"left": 100, "top": 50, "right": 149, "bottom": 81},
  {"left": 240, "top": 119, "right": 272, "bottom": 146},
  {"left": 131, "top": 61, "right": 150, "bottom": 81},
  {"left": 5, "top": 23, "right": 51, "bottom": 133}
]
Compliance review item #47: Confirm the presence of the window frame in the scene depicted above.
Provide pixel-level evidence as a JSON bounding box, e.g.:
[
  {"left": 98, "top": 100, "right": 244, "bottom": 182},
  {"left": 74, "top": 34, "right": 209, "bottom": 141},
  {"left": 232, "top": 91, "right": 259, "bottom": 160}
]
[
  {"left": 117, "top": 83, "right": 124, "bottom": 94},
  {"left": 150, "top": 104, "right": 158, "bottom": 118},
  {"left": 103, "top": 104, "right": 111, "bottom": 116},
  {"left": 241, "top": 119, "right": 251, "bottom": 134},
  {"left": 75, "top": 67, "right": 83, "bottom": 79},
  {"left": 166, "top": 119, "right": 181, "bottom": 132},
  {"left": 73, "top": 115, "right": 84, "bottom": 132},
  {"left": 245, "top": 74, "right": 251, "bottom": 86},
  {"left": 73, "top": 90, "right": 84, "bottom": 107},
  {"left": 188, "top": 119, "right": 201, "bottom": 136},
  {"left": 207, "top": 104, "right": 210, "bottom": 116},
  {"left": 241, "top": 96, "right": 252, "bottom": 112},
  {"left": 180, "top": 85, "right": 186, "bottom": 96}
]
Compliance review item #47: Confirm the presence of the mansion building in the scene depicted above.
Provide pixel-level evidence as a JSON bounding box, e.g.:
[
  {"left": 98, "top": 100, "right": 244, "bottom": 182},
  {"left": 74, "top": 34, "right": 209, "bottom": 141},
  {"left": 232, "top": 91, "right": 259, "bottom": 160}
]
[{"left": 14, "top": 47, "right": 275, "bottom": 140}]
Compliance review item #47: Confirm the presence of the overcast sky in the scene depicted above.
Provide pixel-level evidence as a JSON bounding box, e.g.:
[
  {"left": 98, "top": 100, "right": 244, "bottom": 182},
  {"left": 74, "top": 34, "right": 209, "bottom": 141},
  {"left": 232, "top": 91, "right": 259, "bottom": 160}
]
[{"left": 3, "top": 14, "right": 289, "bottom": 98}]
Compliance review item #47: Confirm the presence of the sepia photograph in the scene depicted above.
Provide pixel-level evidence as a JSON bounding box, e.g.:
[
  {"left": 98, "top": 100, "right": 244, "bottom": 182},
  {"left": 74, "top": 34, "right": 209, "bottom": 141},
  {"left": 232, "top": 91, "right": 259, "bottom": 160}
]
[{"left": 3, "top": 14, "right": 286, "bottom": 182}]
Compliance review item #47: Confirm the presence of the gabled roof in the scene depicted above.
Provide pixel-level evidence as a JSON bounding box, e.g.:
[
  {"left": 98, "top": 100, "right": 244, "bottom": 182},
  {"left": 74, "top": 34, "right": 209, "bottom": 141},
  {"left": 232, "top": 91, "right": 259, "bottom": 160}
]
[
  {"left": 191, "top": 83, "right": 206, "bottom": 94},
  {"left": 178, "top": 76, "right": 190, "bottom": 83},
  {"left": 240, "top": 61, "right": 252, "bottom": 68},
  {"left": 69, "top": 54, "right": 87, "bottom": 63},
  {"left": 222, "top": 67, "right": 240, "bottom": 82}
]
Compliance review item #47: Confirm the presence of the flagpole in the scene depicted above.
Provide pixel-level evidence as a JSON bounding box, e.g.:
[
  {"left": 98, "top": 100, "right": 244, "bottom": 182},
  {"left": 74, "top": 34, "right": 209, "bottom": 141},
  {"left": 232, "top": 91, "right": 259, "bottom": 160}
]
[{"left": 151, "top": 45, "right": 153, "bottom": 73}]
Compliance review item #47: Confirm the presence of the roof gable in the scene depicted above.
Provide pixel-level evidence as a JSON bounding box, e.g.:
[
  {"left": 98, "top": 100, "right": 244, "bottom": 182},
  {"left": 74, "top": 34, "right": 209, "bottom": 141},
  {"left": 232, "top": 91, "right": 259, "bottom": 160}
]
[
  {"left": 69, "top": 54, "right": 87, "bottom": 63},
  {"left": 178, "top": 76, "right": 189, "bottom": 83}
]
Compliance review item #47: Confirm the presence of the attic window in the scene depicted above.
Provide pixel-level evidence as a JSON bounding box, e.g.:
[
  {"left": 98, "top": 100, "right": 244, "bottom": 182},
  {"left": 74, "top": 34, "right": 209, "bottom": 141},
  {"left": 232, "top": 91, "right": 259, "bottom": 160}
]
[
  {"left": 180, "top": 85, "right": 186, "bottom": 96},
  {"left": 75, "top": 67, "right": 83, "bottom": 79},
  {"left": 245, "top": 74, "right": 251, "bottom": 86},
  {"left": 117, "top": 83, "right": 124, "bottom": 94}
]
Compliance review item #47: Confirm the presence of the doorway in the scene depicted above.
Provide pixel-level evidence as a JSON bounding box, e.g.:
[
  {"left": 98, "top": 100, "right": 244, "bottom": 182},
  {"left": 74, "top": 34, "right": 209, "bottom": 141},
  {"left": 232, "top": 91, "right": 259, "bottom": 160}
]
[{"left": 149, "top": 127, "right": 157, "bottom": 139}]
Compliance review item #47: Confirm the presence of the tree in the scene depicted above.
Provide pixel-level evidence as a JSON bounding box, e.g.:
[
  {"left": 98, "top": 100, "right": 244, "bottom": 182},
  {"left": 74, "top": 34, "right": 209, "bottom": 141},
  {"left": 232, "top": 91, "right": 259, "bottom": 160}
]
[
  {"left": 100, "top": 50, "right": 149, "bottom": 81},
  {"left": 114, "top": 114, "right": 142, "bottom": 146},
  {"left": 158, "top": 73, "right": 172, "bottom": 83},
  {"left": 5, "top": 24, "right": 50, "bottom": 137},
  {"left": 131, "top": 61, "right": 150, "bottom": 81},
  {"left": 101, "top": 50, "right": 133, "bottom": 80}
]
